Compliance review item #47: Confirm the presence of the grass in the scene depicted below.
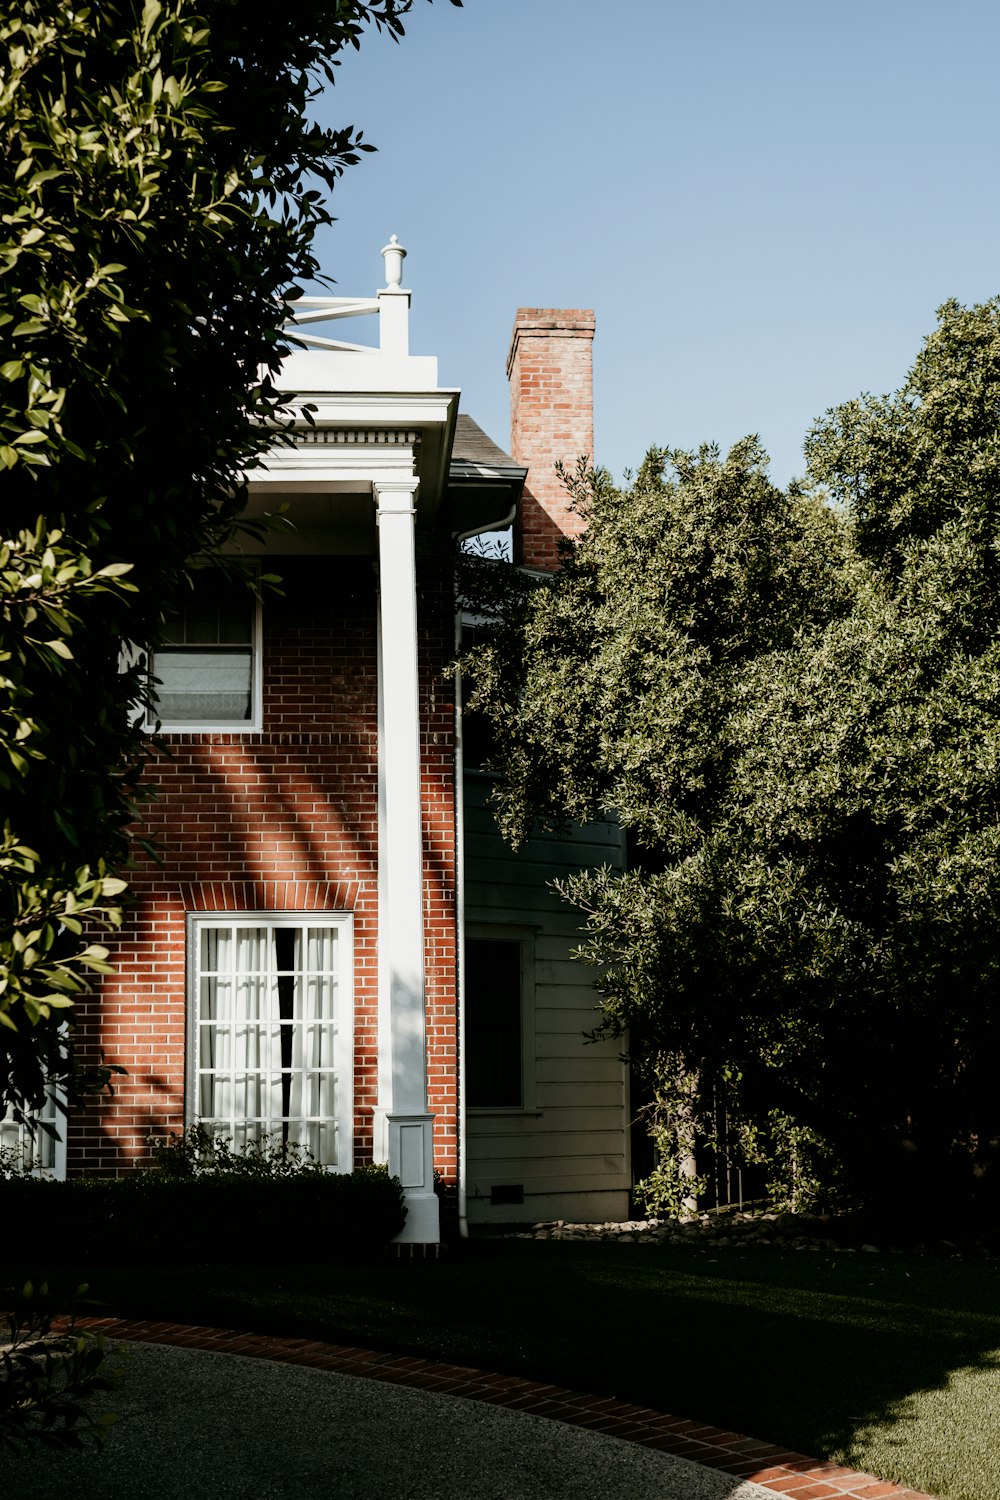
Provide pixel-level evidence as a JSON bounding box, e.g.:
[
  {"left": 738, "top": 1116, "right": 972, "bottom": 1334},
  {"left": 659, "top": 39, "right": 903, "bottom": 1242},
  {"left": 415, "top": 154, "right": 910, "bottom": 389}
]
[{"left": 7, "top": 1238, "right": 1000, "bottom": 1500}]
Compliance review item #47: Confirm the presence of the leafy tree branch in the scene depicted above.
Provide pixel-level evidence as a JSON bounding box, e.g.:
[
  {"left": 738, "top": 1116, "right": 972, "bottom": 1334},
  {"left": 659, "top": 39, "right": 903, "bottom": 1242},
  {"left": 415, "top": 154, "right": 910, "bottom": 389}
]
[{"left": 0, "top": 0, "right": 460, "bottom": 1120}]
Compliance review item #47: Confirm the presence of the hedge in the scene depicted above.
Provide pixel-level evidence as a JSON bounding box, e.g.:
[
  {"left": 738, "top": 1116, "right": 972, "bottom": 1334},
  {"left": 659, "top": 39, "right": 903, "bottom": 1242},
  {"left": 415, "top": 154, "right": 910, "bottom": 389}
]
[{"left": 0, "top": 1166, "right": 406, "bottom": 1266}]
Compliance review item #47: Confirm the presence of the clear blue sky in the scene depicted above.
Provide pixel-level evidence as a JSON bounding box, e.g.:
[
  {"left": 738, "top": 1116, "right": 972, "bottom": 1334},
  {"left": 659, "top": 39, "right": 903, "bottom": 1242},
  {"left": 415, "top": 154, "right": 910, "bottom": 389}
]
[{"left": 310, "top": 0, "right": 1000, "bottom": 489}]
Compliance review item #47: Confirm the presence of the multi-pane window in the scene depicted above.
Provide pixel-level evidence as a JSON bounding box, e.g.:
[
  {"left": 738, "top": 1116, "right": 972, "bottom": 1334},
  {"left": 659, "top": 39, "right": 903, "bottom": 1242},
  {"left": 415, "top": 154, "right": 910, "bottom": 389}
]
[
  {"left": 149, "top": 569, "right": 260, "bottom": 729},
  {"left": 190, "top": 917, "right": 352, "bottom": 1167},
  {"left": 466, "top": 936, "right": 525, "bottom": 1108},
  {"left": 0, "top": 1091, "right": 66, "bottom": 1178}
]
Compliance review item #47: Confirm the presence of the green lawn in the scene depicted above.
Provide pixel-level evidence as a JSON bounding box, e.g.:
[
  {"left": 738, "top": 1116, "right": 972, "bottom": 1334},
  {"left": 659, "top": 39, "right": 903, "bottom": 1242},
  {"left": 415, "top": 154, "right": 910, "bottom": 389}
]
[{"left": 10, "top": 1240, "right": 1000, "bottom": 1500}]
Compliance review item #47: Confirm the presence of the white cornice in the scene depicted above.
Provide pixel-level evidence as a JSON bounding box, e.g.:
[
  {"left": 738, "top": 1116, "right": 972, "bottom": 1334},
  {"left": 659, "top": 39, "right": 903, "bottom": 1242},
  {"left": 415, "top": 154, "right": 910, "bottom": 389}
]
[
  {"left": 282, "top": 391, "right": 457, "bottom": 428},
  {"left": 251, "top": 444, "right": 418, "bottom": 485},
  {"left": 293, "top": 428, "right": 420, "bottom": 446}
]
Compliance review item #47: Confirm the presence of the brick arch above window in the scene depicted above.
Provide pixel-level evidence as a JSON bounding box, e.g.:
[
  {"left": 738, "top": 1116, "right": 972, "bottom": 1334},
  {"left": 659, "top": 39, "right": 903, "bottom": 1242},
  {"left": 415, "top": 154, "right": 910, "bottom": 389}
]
[{"left": 179, "top": 880, "right": 360, "bottom": 913}]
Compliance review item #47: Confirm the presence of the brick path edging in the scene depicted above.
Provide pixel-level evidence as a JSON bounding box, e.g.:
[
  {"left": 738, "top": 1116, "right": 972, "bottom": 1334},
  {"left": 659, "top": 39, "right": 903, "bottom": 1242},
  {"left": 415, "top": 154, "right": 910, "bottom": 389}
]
[{"left": 69, "top": 1317, "right": 939, "bottom": 1500}]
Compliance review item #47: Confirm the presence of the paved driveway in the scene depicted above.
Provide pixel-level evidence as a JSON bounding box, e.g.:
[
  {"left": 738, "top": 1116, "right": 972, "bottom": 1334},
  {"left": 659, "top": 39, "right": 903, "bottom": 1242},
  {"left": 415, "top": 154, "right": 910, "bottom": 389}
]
[{"left": 0, "top": 1340, "right": 775, "bottom": 1500}]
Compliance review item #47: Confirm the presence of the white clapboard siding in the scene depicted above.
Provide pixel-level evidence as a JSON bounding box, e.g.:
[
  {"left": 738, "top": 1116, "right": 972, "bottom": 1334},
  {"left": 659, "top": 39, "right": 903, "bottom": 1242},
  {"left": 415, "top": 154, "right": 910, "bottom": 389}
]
[
  {"left": 534, "top": 1081, "right": 624, "bottom": 1109},
  {"left": 464, "top": 773, "right": 630, "bottom": 1224},
  {"left": 470, "top": 1105, "right": 619, "bottom": 1136},
  {"left": 533, "top": 961, "right": 603, "bottom": 988},
  {"left": 536, "top": 1009, "right": 608, "bottom": 1035},
  {"left": 469, "top": 1165, "right": 629, "bottom": 1197},
  {"left": 534, "top": 1051, "right": 626, "bottom": 1075},
  {"left": 468, "top": 1132, "right": 624, "bottom": 1161}
]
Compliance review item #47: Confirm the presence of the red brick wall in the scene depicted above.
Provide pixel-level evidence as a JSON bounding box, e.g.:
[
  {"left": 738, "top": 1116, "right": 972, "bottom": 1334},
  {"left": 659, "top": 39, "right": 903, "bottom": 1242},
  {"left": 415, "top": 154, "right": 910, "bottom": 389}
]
[
  {"left": 72, "top": 555, "right": 458, "bottom": 1181},
  {"left": 507, "top": 308, "right": 595, "bottom": 571}
]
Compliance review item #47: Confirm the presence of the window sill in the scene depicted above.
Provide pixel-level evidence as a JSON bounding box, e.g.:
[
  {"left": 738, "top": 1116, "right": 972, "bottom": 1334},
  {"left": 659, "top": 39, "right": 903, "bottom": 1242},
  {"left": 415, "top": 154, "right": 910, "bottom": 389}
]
[{"left": 146, "top": 722, "right": 262, "bottom": 735}]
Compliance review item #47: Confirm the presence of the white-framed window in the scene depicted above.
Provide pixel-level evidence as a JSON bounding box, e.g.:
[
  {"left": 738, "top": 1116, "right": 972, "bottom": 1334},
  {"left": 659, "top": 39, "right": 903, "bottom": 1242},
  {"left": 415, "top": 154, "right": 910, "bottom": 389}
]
[
  {"left": 0, "top": 1090, "right": 67, "bottom": 1179},
  {"left": 147, "top": 567, "right": 262, "bottom": 731},
  {"left": 188, "top": 914, "right": 353, "bottom": 1168},
  {"left": 465, "top": 927, "right": 535, "bottom": 1111}
]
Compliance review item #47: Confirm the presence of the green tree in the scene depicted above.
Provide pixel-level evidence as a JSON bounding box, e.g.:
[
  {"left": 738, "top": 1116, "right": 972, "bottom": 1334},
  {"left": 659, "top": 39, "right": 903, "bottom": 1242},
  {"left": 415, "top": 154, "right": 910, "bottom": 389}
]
[
  {"left": 464, "top": 301, "right": 1000, "bottom": 1229},
  {"left": 0, "top": 0, "right": 458, "bottom": 1125}
]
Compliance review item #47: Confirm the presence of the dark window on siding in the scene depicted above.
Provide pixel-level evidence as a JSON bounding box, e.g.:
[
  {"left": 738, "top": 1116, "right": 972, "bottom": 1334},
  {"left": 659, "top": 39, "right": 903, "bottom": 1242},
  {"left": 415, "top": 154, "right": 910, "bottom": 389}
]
[
  {"left": 460, "top": 623, "right": 498, "bottom": 771},
  {"left": 466, "top": 938, "right": 522, "bottom": 1108}
]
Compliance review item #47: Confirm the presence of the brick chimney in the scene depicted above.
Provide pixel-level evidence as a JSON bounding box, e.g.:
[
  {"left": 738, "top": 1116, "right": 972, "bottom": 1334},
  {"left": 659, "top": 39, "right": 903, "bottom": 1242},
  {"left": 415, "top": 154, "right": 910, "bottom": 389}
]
[{"left": 507, "top": 308, "right": 595, "bottom": 571}]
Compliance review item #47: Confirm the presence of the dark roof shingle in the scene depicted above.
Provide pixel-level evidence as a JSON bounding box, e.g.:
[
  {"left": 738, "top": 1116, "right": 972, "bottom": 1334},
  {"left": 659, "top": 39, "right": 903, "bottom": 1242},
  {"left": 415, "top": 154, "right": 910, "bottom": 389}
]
[{"left": 451, "top": 414, "right": 519, "bottom": 470}]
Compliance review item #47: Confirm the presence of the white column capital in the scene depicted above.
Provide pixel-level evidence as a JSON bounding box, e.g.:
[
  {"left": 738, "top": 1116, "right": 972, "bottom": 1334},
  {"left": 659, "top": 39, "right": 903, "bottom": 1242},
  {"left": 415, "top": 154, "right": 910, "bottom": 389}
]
[{"left": 374, "top": 478, "right": 419, "bottom": 517}]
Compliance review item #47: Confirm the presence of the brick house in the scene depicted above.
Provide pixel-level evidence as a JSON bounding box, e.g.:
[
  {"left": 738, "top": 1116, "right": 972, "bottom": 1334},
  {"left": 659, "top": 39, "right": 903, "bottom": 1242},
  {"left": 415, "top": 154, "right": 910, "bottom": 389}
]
[{"left": 5, "top": 242, "right": 632, "bottom": 1241}]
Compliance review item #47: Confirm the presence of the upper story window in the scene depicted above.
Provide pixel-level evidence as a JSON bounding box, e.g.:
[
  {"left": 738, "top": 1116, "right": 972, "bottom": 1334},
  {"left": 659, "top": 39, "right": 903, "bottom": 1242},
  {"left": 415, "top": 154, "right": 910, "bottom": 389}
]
[
  {"left": 459, "top": 620, "right": 499, "bottom": 773},
  {"left": 148, "top": 568, "right": 262, "bottom": 732}
]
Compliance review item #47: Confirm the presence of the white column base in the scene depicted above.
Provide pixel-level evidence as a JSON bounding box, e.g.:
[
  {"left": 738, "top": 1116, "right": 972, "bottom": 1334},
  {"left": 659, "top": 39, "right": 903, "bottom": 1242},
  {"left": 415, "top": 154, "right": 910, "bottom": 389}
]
[
  {"left": 384, "top": 1111, "right": 439, "bottom": 1244},
  {"left": 394, "top": 1191, "right": 441, "bottom": 1245}
]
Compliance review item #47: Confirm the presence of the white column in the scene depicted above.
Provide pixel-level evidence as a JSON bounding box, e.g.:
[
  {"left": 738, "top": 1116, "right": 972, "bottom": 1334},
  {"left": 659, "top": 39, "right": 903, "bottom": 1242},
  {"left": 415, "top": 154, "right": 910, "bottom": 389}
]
[{"left": 373, "top": 477, "right": 439, "bottom": 1244}]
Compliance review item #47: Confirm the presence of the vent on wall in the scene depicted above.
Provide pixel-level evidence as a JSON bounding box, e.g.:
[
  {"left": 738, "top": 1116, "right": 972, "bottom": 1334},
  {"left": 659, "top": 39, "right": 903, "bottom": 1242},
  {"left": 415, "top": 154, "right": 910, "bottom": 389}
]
[{"left": 490, "top": 1184, "right": 524, "bottom": 1206}]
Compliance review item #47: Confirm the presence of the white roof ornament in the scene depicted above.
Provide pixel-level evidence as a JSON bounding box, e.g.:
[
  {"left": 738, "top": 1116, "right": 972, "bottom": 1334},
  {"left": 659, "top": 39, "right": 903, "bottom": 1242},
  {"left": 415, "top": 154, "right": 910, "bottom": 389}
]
[{"left": 380, "top": 234, "right": 407, "bottom": 291}]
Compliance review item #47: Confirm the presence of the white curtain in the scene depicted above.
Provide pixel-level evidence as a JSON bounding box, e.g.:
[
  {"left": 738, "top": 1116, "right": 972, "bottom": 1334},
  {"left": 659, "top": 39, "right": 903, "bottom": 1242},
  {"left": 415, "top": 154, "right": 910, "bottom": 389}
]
[
  {"left": 197, "top": 923, "right": 339, "bottom": 1163},
  {"left": 199, "top": 924, "right": 267, "bottom": 1147},
  {"left": 302, "top": 926, "right": 339, "bottom": 1162},
  {"left": 154, "top": 650, "right": 251, "bottom": 721}
]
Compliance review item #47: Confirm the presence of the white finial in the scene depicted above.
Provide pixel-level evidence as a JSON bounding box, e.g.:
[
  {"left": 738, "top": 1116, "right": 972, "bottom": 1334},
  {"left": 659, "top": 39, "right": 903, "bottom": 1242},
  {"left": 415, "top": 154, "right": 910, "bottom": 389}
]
[{"left": 380, "top": 234, "right": 406, "bottom": 290}]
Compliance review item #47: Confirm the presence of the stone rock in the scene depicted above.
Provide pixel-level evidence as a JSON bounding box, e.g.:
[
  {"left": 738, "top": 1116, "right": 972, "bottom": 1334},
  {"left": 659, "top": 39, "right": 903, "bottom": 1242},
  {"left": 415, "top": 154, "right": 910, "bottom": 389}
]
[{"left": 497, "top": 1213, "right": 969, "bottom": 1257}]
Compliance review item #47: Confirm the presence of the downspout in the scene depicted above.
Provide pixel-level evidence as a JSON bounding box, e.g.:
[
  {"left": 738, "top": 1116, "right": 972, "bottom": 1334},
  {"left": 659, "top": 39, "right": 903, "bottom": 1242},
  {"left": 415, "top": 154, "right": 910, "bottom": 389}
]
[
  {"left": 453, "top": 604, "right": 469, "bottom": 1239},
  {"left": 453, "top": 506, "right": 518, "bottom": 1240}
]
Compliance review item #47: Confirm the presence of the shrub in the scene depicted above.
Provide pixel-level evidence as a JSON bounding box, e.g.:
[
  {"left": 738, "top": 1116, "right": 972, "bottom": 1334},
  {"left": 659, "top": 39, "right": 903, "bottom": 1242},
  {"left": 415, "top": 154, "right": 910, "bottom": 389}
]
[
  {"left": 145, "top": 1125, "right": 331, "bottom": 1180},
  {"left": 0, "top": 1281, "right": 119, "bottom": 1452},
  {"left": 0, "top": 1142, "right": 37, "bottom": 1181},
  {"left": 0, "top": 1142, "right": 406, "bottom": 1267}
]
